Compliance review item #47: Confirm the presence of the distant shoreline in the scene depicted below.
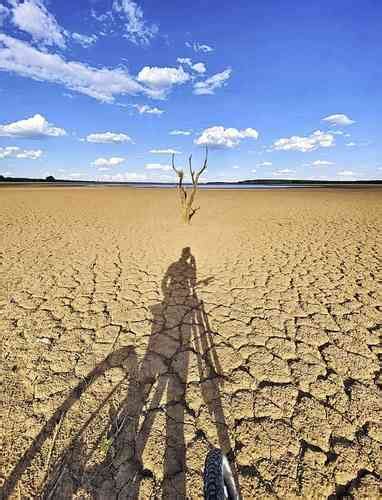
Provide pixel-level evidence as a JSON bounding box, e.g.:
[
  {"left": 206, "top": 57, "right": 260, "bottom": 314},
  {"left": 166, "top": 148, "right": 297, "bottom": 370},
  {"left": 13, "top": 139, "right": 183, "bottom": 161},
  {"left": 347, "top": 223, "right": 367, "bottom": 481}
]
[{"left": 1, "top": 176, "right": 382, "bottom": 189}]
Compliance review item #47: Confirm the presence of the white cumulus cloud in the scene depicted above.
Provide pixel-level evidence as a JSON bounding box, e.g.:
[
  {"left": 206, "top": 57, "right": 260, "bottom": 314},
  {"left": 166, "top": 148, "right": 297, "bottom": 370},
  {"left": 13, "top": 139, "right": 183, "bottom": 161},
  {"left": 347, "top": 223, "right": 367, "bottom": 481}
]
[
  {"left": 257, "top": 161, "right": 272, "bottom": 166},
  {"left": 193, "top": 68, "right": 231, "bottom": 95},
  {"left": 186, "top": 41, "right": 214, "bottom": 53},
  {"left": 177, "top": 58, "right": 206, "bottom": 74},
  {"left": 98, "top": 171, "right": 147, "bottom": 182},
  {"left": 85, "top": 132, "right": 132, "bottom": 144},
  {"left": 169, "top": 129, "right": 191, "bottom": 136},
  {"left": 92, "top": 157, "right": 126, "bottom": 167},
  {"left": 71, "top": 32, "right": 98, "bottom": 48},
  {"left": 0, "top": 34, "right": 144, "bottom": 102},
  {"left": 133, "top": 104, "right": 164, "bottom": 115},
  {"left": 311, "top": 160, "right": 334, "bottom": 166},
  {"left": 136, "top": 66, "right": 190, "bottom": 99},
  {"left": 11, "top": 0, "right": 66, "bottom": 49},
  {"left": 322, "top": 114, "right": 355, "bottom": 126},
  {"left": 272, "top": 169, "right": 295, "bottom": 176},
  {"left": 192, "top": 62, "right": 206, "bottom": 74},
  {"left": 0, "top": 146, "right": 42, "bottom": 159},
  {"left": 150, "top": 149, "right": 180, "bottom": 154},
  {"left": 337, "top": 170, "right": 357, "bottom": 176},
  {"left": 0, "top": 113, "right": 66, "bottom": 138},
  {"left": 272, "top": 130, "right": 335, "bottom": 152},
  {"left": 112, "top": 0, "right": 158, "bottom": 45},
  {"left": 195, "top": 126, "right": 259, "bottom": 149}
]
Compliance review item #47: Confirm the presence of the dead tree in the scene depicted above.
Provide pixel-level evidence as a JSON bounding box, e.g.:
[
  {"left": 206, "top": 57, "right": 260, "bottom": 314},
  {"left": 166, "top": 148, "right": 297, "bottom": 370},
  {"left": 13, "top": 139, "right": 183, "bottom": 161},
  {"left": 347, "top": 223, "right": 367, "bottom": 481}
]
[{"left": 172, "top": 147, "right": 208, "bottom": 224}]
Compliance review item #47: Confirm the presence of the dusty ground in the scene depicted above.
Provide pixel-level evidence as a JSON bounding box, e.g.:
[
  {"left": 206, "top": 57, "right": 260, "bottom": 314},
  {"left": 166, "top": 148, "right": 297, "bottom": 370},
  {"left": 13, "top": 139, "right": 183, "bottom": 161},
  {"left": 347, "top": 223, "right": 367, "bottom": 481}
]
[{"left": 0, "top": 186, "right": 381, "bottom": 499}]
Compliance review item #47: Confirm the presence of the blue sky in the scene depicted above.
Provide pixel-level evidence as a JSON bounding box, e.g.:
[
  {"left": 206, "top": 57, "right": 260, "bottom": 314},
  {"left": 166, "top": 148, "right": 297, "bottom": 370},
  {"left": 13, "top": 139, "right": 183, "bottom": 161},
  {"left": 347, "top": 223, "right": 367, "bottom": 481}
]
[{"left": 0, "top": 0, "right": 381, "bottom": 182}]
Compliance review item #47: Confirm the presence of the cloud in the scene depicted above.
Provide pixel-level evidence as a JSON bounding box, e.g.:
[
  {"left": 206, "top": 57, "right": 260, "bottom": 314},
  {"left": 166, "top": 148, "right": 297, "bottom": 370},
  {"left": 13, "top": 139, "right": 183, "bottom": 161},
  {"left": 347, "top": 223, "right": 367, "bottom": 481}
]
[
  {"left": 177, "top": 58, "right": 206, "bottom": 74},
  {"left": 90, "top": 9, "right": 111, "bottom": 23},
  {"left": 257, "top": 161, "right": 272, "bottom": 166},
  {"left": 251, "top": 169, "right": 256, "bottom": 173},
  {"left": 0, "top": 5, "right": 10, "bottom": 26},
  {"left": 186, "top": 41, "right": 214, "bottom": 53},
  {"left": 272, "top": 169, "right": 296, "bottom": 176},
  {"left": 192, "top": 62, "right": 206, "bottom": 74},
  {"left": 345, "top": 142, "right": 356, "bottom": 147},
  {"left": 10, "top": 0, "right": 66, "bottom": 49},
  {"left": 272, "top": 130, "right": 334, "bottom": 152},
  {"left": 85, "top": 132, "right": 132, "bottom": 144},
  {"left": 71, "top": 32, "right": 98, "bottom": 48},
  {"left": 337, "top": 170, "right": 358, "bottom": 176},
  {"left": 112, "top": 0, "right": 158, "bottom": 45},
  {"left": 232, "top": 165, "right": 239, "bottom": 169},
  {"left": 92, "top": 157, "right": 125, "bottom": 167},
  {"left": 195, "top": 126, "right": 259, "bottom": 149},
  {"left": 322, "top": 114, "right": 355, "bottom": 126},
  {"left": 136, "top": 66, "right": 190, "bottom": 99},
  {"left": 149, "top": 149, "right": 180, "bottom": 154},
  {"left": 133, "top": 104, "right": 164, "bottom": 115},
  {"left": 311, "top": 160, "right": 334, "bottom": 166},
  {"left": 0, "top": 34, "right": 144, "bottom": 102},
  {"left": 169, "top": 129, "right": 191, "bottom": 136},
  {"left": 0, "top": 113, "right": 66, "bottom": 138},
  {"left": 177, "top": 57, "right": 192, "bottom": 66},
  {"left": 98, "top": 171, "right": 148, "bottom": 182},
  {"left": 145, "top": 163, "right": 171, "bottom": 171},
  {"left": 0, "top": 35, "right": 207, "bottom": 102},
  {"left": 0, "top": 146, "right": 42, "bottom": 159},
  {"left": 193, "top": 68, "right": 231, "bottom": 95}
]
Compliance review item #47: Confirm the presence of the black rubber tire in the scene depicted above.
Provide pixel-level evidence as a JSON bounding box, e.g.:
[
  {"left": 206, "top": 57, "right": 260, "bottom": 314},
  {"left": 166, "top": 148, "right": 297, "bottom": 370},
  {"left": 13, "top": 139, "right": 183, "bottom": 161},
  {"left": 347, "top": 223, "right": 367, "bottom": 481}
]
[
  {"left": 204, "top": 448, "right": 225, "bottom": 499},
  {"left": 203, "top": 448, "right": 238, "bottom": 500}
]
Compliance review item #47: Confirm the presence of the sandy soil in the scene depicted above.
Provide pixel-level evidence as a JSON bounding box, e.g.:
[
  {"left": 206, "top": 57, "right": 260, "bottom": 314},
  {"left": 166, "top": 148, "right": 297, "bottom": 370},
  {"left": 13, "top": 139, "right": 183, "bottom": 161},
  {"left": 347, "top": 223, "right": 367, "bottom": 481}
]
[{"left": 0, "top": 186, "right": 381, "bottom": 499}]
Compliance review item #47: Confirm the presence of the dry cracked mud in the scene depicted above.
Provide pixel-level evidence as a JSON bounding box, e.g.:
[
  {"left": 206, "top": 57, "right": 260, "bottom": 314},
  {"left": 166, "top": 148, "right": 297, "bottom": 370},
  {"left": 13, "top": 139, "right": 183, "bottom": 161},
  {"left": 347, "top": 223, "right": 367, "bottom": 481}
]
[{"left": 0, "top": 186, "right": 381, "bottom": 499}]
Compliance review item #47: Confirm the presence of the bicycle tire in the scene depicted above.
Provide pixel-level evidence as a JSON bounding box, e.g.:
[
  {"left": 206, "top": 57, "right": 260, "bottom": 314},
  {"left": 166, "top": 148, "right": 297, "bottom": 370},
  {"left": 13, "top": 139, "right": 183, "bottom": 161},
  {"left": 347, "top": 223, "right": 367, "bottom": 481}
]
[{"left": 203, "top": 448, "right": 238, "bottom": 500}]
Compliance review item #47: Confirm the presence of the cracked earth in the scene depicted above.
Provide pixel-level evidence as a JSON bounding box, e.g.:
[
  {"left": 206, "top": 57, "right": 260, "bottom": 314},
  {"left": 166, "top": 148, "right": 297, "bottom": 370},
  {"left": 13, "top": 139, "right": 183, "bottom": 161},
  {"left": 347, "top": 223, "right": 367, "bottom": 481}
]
[{"left": 0, "top": 186, "right": 381, "bottom": 499}]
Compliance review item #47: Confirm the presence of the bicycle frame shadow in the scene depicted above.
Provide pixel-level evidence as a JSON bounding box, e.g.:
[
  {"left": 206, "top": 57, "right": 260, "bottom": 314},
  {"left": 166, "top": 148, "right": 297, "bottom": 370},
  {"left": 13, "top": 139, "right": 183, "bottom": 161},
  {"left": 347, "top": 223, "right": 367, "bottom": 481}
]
[
  {"left": 2, "top": 247, "right": 240, "bottom": 499},
  {"left": 1, "top": 345, "right": 138, "bottom": 499}
]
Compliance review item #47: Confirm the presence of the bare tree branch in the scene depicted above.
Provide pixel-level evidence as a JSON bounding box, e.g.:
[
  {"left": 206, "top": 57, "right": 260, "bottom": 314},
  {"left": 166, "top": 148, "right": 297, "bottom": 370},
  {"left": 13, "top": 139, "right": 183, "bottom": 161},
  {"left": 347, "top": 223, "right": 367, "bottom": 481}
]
[
  {"left": 172, "top": 153, "right": 187, "bottom": 203},
  {"left": 171, "top": 147, "right": 208, "bottom": 224},
  {"left": 172, "top": 154, "right": 184, "bottom": 183},
  {"left": 189, "top": 155, "right": 196, "bottom": 185},
  {"left": 195, "top": 146, "right": 208, "bottom": 183}
]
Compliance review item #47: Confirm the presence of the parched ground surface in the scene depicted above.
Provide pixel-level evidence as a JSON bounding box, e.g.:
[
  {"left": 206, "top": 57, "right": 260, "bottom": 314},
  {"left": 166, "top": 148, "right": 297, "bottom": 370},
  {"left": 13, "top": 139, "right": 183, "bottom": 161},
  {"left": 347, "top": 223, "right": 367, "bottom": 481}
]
[{"left": 0, "top": 186, "right": 381, "bottom": 499}]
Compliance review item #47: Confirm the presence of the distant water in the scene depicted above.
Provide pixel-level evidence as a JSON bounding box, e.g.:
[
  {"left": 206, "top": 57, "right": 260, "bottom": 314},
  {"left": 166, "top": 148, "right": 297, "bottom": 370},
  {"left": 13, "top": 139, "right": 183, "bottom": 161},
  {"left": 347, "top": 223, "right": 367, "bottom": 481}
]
[
  {"left": 123, "top": 183, "right": 381, "bottom": 190},
  {"left": 2, "top": 181, "right": 380, "bottom": 189},
  {"left": 131, "top": 183, "right": 290, "bottom": 189}
]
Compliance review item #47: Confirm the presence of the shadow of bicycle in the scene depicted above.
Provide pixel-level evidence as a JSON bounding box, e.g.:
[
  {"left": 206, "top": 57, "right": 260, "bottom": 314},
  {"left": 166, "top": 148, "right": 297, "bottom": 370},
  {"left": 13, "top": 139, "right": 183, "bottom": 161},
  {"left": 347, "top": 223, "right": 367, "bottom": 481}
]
[{"left": 2, "top": 247, "right": 238, "bottom": 499}]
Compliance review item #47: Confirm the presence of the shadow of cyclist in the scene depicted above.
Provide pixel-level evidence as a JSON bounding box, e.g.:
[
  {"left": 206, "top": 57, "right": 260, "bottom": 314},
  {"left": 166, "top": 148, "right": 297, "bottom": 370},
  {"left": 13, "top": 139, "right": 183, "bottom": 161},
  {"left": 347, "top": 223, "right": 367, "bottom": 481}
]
[
  {"left": 104, "top": 246, "right": 199, "bottom": 498},
  {"left": 103, "top": 247, "right": 237, "bottom": 498},
  {"left": 3, "top": 248, "right": 239, "bottom": 499}
]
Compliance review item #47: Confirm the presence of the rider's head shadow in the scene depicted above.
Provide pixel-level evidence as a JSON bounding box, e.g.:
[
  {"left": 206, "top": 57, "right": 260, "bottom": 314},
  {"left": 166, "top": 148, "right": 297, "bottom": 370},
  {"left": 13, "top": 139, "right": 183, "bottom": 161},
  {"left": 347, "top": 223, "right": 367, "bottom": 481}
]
[{"left": 161, "top": 246, "right": 196, "bottom": 305}]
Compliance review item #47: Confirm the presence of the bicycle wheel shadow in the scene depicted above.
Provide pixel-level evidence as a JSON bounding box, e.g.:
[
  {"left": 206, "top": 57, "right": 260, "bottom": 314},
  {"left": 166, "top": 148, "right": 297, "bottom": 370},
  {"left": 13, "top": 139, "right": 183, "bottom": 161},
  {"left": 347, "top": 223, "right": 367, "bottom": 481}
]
[{"left": 2, "top": 247, "right": 240, "bottom": 499}]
